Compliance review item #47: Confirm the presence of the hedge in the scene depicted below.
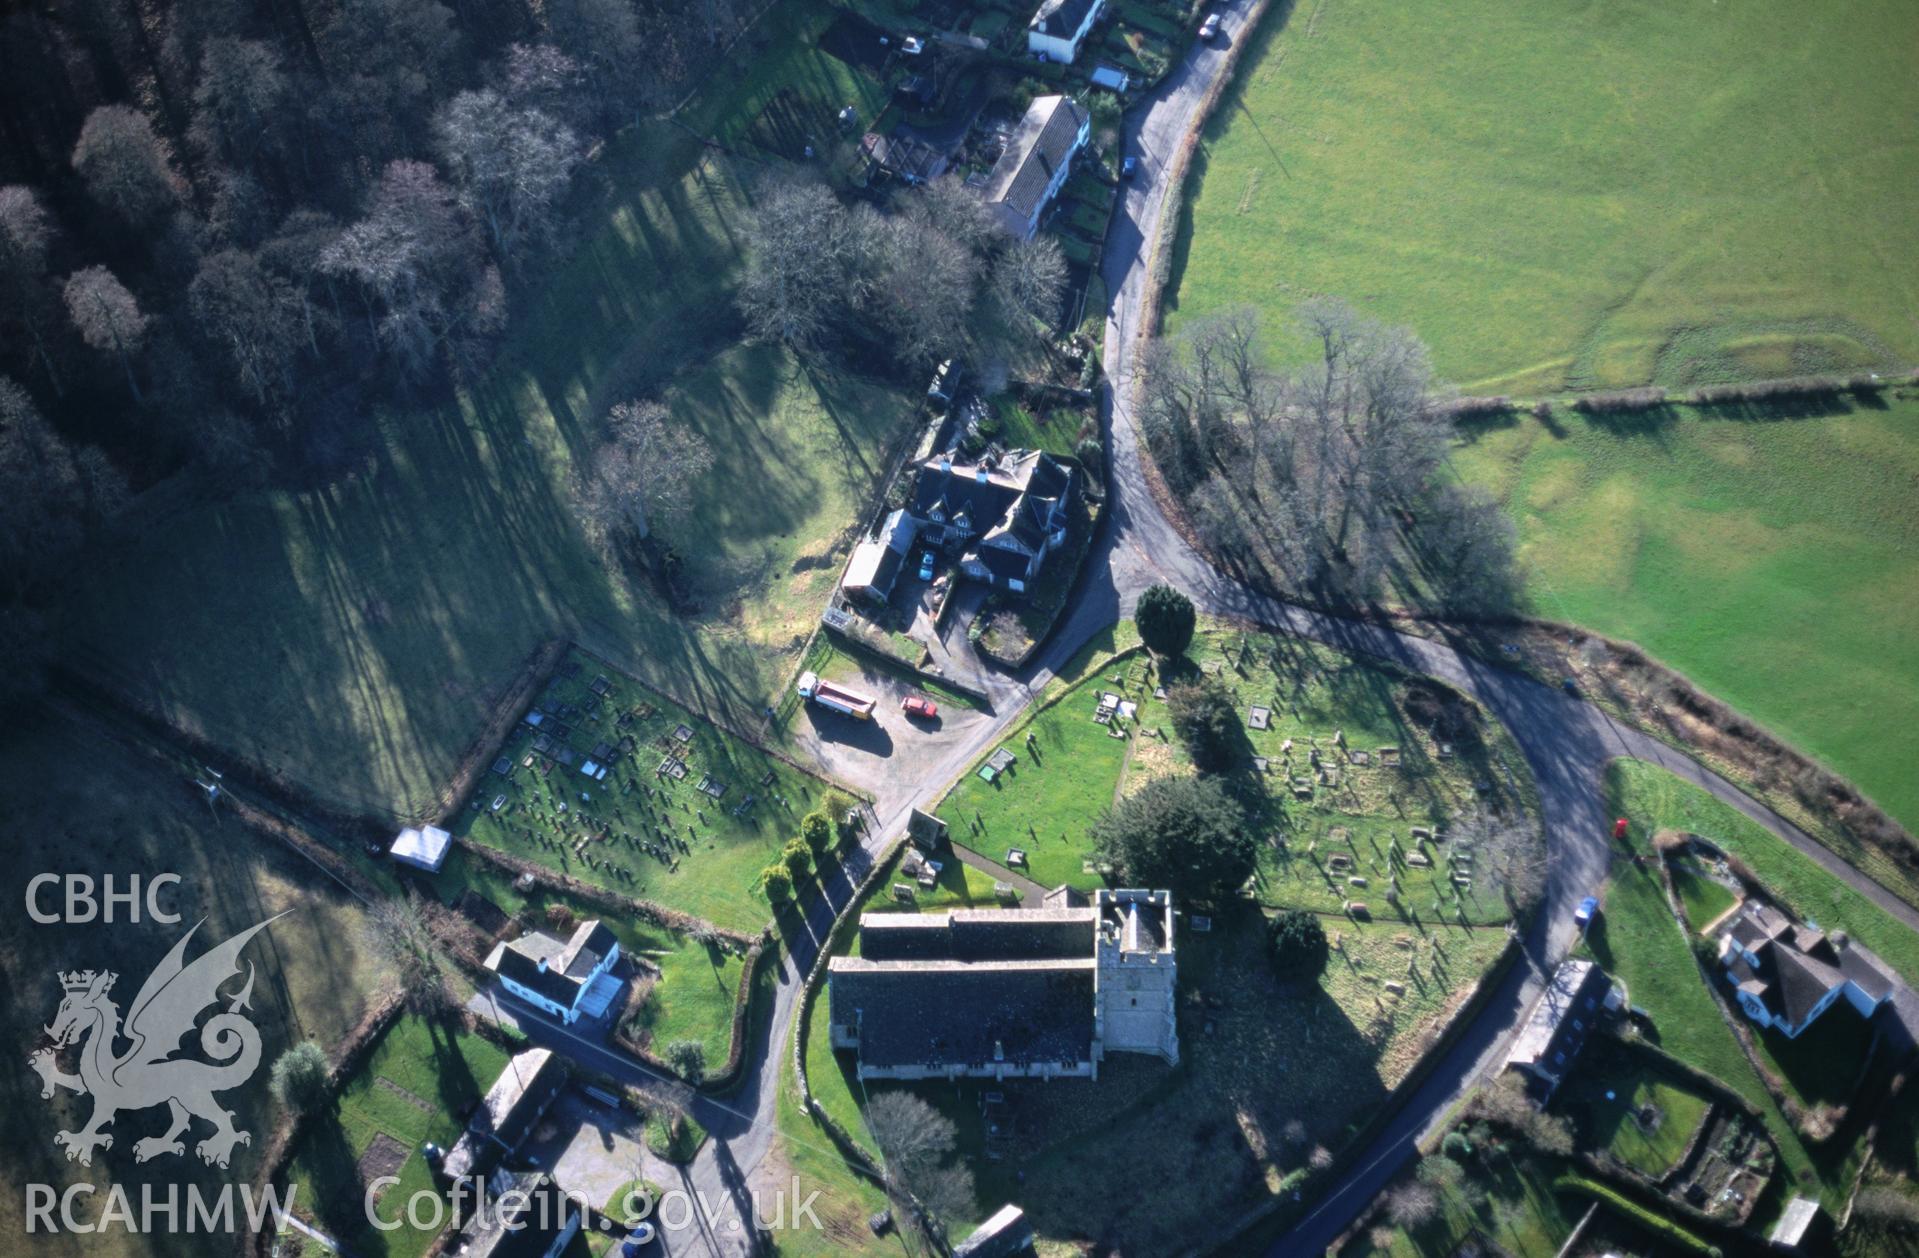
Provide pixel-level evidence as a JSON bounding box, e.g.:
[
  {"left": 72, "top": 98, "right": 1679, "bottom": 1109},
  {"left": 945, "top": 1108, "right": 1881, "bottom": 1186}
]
[{"left": 1552, "top": 1175, "right": 1722, "bottom": 1257}]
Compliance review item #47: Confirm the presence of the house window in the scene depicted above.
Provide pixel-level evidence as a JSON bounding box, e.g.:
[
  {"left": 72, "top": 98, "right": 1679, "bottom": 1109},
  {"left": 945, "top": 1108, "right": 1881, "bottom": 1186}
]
[{"left": 1009, "top": 578, "right": 1026, "bottom": 593}]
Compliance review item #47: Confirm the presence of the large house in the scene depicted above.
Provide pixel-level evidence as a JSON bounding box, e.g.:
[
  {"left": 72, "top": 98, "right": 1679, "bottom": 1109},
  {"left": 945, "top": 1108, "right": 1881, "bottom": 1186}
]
[
  {"left": 840, "top": 507, "right": 920, "bottom": 607},
  {"left": 484, "top": 918, "right": 623, "bottom": 1025},
  {"left": 912, "top": 447, "right": 1076, "bottom": 592},
  {"left": 440, "top": 1047, "right": 568, "bottom": 1184},
  {"left": 828, "top": 889, "right": 1177, "bottom": 1081},
  {"left": 1505, "top": 958, "right": 1616, "bottom": 1101},
  {"left": 1716, "top": 900, "right": 1894, "bottom": 1038},
  {"left": 981, "top": 95, "right": 1091, "bottom": 239},
  {"left": 1027, "top": 0, "right": 1103, "bottom": 64}
]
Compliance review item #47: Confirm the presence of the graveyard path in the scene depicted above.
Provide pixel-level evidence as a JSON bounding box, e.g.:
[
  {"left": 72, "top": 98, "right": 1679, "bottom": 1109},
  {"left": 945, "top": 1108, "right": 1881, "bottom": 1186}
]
[{"left": 565, "top": 3, "right": 1919, "bottom": 1253}]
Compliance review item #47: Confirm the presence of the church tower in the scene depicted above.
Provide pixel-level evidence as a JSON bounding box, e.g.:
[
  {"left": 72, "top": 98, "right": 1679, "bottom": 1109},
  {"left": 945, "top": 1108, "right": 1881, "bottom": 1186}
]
[{"left": 1093, "top": 889, "right": 1179, "bottom": 1064}]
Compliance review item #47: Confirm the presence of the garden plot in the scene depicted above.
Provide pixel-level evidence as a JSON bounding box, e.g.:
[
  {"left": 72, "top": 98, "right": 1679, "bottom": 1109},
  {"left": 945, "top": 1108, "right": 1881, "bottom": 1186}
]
[
  {"left": 938, "top": 628, "right": 1536, "bottom": 925},
  {"left": 1556, "top": 1040, "right": 1715, "bottom": 1181},
  {"left": 283, "top": 1015, "right": 511, "bottom": 1258},
  {"left": 441, "top": 645, "right": 837, "bottom": 935}
]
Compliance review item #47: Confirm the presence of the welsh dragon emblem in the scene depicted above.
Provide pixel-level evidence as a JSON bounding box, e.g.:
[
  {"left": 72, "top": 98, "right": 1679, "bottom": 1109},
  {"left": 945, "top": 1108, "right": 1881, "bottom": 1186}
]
[{"left": 28, "top": 914, "right": 286, "bottom": 1169}]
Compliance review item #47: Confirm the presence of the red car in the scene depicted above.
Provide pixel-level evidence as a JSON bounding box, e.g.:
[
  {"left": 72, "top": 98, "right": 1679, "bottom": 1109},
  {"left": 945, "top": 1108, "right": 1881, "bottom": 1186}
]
[{"left": 901, "top": 695, "right": 938, "bottom": 720}]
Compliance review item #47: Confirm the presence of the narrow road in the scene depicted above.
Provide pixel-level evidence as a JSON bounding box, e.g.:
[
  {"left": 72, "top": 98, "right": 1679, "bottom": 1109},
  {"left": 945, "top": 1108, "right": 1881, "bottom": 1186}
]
[{"left": 488, "top": 4, "right": 1917, "bottom": 1253}]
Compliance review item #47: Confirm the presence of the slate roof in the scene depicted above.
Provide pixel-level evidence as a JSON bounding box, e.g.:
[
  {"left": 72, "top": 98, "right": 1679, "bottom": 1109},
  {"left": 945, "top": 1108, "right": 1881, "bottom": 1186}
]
[
  {"left": 829, "top": 957, "right": 1097, "bottom": 1071},
  {"left": 485, "top": 919, "right": 618, "bottom": 1008},
  {"left": 1030, "top": 0, "right": 1100, "bottom": 39},
  {"left": 982, "top": 96, "right": 1089, "bottom": 228},
  {"left": 456, "top": 1170, "right": 579, "bottom": 1258},
  {"left": 1506, "top": 958, "right": 1610, "bottom": 1081},
  {"left": 858, "top": 907, "right": 1096, "bottom": 962},
  {"left": 978, "top": 544, "right": 1036, "bottom": 584},
  {"left": 1721, "top": 900, "right": 1890, "bottom": 1030},
  {"left": 441, "top": 1048, "right": 567, "bottom": 1182}
]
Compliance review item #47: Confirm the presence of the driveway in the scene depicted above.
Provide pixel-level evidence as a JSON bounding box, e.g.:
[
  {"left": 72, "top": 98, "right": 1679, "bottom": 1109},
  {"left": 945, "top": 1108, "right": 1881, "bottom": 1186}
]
[
  {"left": 522, "top": 1088, "right": 683, "bottom": 1217},
  {"left": 783, "top": 644, "right": 1007, "bottom": 800}
]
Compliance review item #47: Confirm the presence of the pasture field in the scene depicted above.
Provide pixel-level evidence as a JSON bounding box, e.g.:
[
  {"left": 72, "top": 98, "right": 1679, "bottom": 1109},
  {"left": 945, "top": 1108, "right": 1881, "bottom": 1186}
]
[
  {"left": 438, "top": 646, "right": 836, "bottom": 936},
  {"left": 0, "top": 709, "right": 390, "bottom": 1258},
  {"left": 937, "top": 626, "right": 1537, "bottom": 924},
  {"left": 61, "top": 114, "right": 916, "bottom": 823},
  {"left": 1169, "top": 0, "right": 1919, "bottom": 394},
  {"left": 1453, "top": 394, "right": 1919, "bottom": 837}
]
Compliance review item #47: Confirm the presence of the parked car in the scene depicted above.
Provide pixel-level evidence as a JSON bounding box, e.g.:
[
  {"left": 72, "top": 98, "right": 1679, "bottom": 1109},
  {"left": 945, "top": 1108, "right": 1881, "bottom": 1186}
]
[
  {"left": 902, "top": 695, "right": 939, "bottom": 720},
  {"left": 1574, "top": 895, "right": 1600, "bottom": 931},
  {"left": 620, "top": 1221, "right": 659, "bottom": 1253},
  {"left": 1561, "top": 676, "right": 1580, "bottom": 696},
  {"left": 919, "top": 550, "right": 936, "bottom": 581},
  {"left": 1199, "top": 13, "right": 1222, "bottom": 40},
  {"left": 1121, "top": 154, "right": 1139, "bottom": 179},
  {"left": 901, "top": 35, "right": 925, "bottom": 54}
]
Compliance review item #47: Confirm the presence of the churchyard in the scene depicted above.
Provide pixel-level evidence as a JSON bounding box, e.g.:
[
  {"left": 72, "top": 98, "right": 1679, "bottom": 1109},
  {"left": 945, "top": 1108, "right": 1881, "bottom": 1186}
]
[
  {"left": 794, "top": 856, "right": 1515, "bottom": 1253},
  {"left": 937, "top": 626, "right": 1538, "bottom": 926},
  {"left": 439, "top": 645, "right": 842, "bottom": 936}
]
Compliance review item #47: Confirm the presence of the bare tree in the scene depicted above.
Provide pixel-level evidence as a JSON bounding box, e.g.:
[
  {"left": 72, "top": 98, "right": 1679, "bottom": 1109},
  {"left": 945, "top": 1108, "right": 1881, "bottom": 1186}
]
[
  {"left": 0, "top": 377, "right": 84, "bottom": 599},
  {"left": 1458, "top": 811, "right": 1546, "bottom": 916},
  {"left": 1386, "top": 1179, "right": 1440, "bottom": 1229},
  {"left": 432, "top": 90, "right": 582, "bottom": 263},
  {"left": 190, "top": 38, "right": 293, "bottom": 170},
  {"left": 1415, "top": 484, "right": 1522, "bottom": 616},
  {"left": 0, "top": 186, "right": 64, "bottom": 395},
  {"left": 857, "top": 208, "right": 979, "bottom": 370},
  {"left": 738, "top": 180, "right": 859, "bottom": 353},
  {"left": 865, "top": 1092, "right": 974, "bottom": 1239},
  {"left": 579, "top": 399, "right": 714, "bottom": 546},
  {"left": 500, "top": 43, "right": 591, "bottom": 130},
  {"left": 992, "top": 233, "right": 1068, "bottom": 332},
  {"left": 189, "top": 250, "right": 303, "bottom": 406},
  {"left": 547, "top": 0, "right": 652, "bottom": 125},
  {"left": 62, "top": 266, "right": 150, "bottom": 401},
  {"left": 71, "top": 105, "right": 183, "bottom": 226},
  {"left": 370, "top": 893, "right": 455, "bottom": 1016}
]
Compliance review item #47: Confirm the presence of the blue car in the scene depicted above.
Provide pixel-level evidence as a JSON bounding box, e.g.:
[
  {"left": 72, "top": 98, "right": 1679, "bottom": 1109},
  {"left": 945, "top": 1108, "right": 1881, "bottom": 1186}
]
[
  {"left": 1121, "top": 155, "right": 1139, "bottom": 180},
  {"left": 919, "top": 550, "right": 936, "bottom": 581},
  {"left": 1574, "top": 895, "right": 1600, "bottom": 930}
]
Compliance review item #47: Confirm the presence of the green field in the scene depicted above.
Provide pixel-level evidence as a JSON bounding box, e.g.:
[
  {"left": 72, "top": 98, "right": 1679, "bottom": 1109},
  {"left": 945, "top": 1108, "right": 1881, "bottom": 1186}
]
[
  {"left": 285, "top": 1015, "right": 511, "bottom": 1258},
  {"left": 1455, "top": 396, "right": 1919, "bottom": 836},
  {"left": 937, "top": 627, "right": 1537, "bottom": 924},
  {"left": 1170, "top": 0, "right": 1919, "bottom": 394},
  {"left": 622, "top": 933, "right": 747, "bottom": 1067},
  {"left": 61, "top": 114, "right": 915, "bottom": 822}
]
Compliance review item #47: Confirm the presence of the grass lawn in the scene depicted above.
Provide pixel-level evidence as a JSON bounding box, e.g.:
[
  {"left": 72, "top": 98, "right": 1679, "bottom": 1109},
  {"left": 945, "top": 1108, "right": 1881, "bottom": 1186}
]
[
  {"left": 1669, "top": 857, "right": 1738, "bottom": 931},
  {"left": 0, "top": 709, "right": 393, "bottom": 1258},
  {"left": 623, "top": 933, "right": 746, "bottom": 1067},
  {"left": 437, "top": 645, "right": 833, "bottom": 935},
  {"left": 682, "top": 0, "right": 890, "bottom": 158},
  {"left": 1610, "top": 760, "right": 1919, "bottom": 986},
  {"left": 989, "top": 396, "right": 1087, "bottom": 459},
  {"left": 938, "top": 626, "right": 1537, "bottom": 925},
  {"left": 285, "top": 1015, "right": 511, "bottom": 1258},
  {"left": 1555, "top": 1041, "right": 1714, "bottom": 1180},
  {"left": 1453, "top": 395, "right": 1919, "bottom": 838},
  {"left": 62, "top": 98, "right": 916, "bottom": 822},
  {"left": 1170, "top": 0, "right": 1919, "bottom": 395}
]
